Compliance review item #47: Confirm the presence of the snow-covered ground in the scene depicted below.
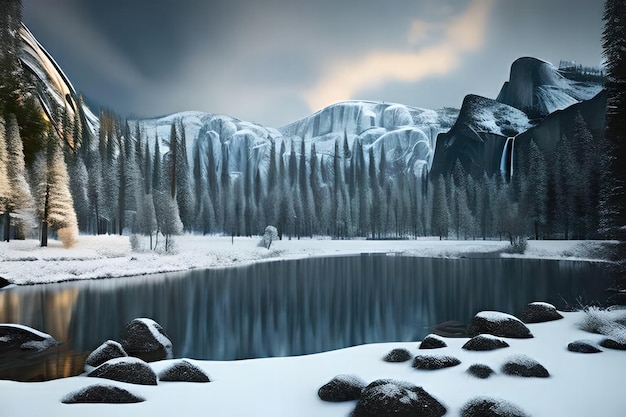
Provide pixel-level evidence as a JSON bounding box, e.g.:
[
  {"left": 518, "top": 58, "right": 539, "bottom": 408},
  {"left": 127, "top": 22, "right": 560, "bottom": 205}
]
[
  {"left": 1, "top": 311, "right": 624, "bottom": 416},
  {"left": 0, "top": 235, "right": 614, "bottom": 285}
]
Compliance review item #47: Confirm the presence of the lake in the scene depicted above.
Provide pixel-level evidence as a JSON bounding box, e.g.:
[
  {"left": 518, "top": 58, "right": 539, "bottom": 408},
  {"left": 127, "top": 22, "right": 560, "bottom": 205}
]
[{"left": 0, "top": 254, "right": 610, "bottom": 381}]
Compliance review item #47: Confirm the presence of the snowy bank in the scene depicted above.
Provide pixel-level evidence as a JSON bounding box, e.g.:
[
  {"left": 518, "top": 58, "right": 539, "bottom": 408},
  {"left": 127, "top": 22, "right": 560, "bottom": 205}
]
[
  {"left": 0, "top": 236, "right": 614, "bottom": 285},
  {"left": 0, "top": 311, "right": 624, "bottom": 416}
]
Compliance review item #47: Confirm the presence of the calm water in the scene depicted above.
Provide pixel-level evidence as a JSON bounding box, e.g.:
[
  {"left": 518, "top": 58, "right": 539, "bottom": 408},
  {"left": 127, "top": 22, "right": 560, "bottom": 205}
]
[{"left": 0, "top": 255, "right": 610, "bottom": 380}]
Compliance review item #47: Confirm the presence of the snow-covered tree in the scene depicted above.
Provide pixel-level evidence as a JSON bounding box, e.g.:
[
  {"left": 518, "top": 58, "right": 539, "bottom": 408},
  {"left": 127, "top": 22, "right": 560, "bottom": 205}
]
[
  {"left": 0, "top": 118, "right": 10, "bottom": 215},
  {"left": 35, "top": 128, "right": 78, "bottom": 247},
  {"left": 3, "top": 115, "right": 34, "bottom": 241},
  {"left": 259, "top": 225, "right": 278, "bottom": 249}
]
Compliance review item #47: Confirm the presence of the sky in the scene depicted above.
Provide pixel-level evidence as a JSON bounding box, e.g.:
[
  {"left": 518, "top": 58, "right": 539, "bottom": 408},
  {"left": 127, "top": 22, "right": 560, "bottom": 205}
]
[{"left": 22, "top": 0, "right": 604, "bottom": 128}]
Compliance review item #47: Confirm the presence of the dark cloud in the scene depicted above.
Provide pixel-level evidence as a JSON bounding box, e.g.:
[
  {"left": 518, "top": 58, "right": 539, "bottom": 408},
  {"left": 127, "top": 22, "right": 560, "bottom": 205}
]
[{"left": 22, "top": 0, "right": 603, "bottom": 127}]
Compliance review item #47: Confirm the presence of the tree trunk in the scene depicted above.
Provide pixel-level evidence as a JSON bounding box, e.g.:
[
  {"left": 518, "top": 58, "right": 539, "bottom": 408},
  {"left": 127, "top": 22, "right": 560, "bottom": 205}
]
[
  {"left": 3, "top": 211, "right": 9, "bottom": 242},
  {"left": 41, "top": 221, "right": 48, "bottom": 247}
]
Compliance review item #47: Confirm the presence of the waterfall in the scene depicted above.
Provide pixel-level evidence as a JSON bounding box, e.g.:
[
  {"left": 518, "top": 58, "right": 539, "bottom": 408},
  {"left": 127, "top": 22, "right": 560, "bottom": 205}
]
[
  {"left": 509, "top": 137, "right": 515, "bottom": 179},
  {"left": 500, "top": 137, "right": 513, "bottom": 178}
]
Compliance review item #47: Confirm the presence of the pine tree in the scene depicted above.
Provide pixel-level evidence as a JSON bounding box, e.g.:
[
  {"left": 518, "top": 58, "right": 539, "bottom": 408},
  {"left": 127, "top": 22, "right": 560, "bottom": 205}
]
[
  {"left": 0, "top": 118, "right": 9, "bottom": 215},
  {"left": 431, "top": 175, "right": 449, "bottom": 239},
  {"left": 3, "top": 115, "right": 33, "bottom": 241},
  {"left": 523, "top": 140, "right": 547, "bottom": 240},
  {"left": 601, "top": 0, "right": 626, "bottom": 238},
  {"left": 35, "top": 127, "right": 78, "bottom": 247}
]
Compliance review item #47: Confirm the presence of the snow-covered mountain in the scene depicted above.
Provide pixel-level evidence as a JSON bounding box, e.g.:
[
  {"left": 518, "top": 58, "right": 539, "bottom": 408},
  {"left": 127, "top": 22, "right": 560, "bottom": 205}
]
[
  {"left": 497, "top": 57, "right": 602, "bottom": 119},
  {"left": 430, "top": 57, "right": 604, "bottom": 179}
]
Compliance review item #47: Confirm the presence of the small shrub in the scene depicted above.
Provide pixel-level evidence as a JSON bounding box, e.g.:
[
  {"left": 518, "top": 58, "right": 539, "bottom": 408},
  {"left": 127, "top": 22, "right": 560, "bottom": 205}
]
[
  {"left": 505, "top": 237, "right": 527, "bottom": 254},
  {"left": 129, "top": 234, "right": 141, "bottom": 251},
  {"left": 259, "top": 225, "right": 278, "bottom": 249},
  {"left": 58, "top": 226, "right": 78, "bottom": 248}
]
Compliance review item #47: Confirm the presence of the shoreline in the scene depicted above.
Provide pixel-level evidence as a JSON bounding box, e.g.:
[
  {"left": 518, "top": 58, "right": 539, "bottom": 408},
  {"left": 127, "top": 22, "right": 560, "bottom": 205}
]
[{"left": 0, "top": 235, "right": 616, "bottom": 286}]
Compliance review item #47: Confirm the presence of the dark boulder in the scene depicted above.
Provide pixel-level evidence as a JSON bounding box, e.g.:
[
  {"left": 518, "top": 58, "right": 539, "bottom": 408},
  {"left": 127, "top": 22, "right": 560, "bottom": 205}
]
[
  {"left": 352, "top": 379, "right": 446, "bottom": 417},
  {"left": 466, "top": 364, "right": 495, "bottom": 379},
  {"left": 462, "top": 335, "right": 510, "bottom": 351},
  {"left": 567, "top": 340, "right": 602, "bottom": 353},
  {"left": 383, "top": 348, "right": 413, "bottom": 363},
  {"left": 158, "top": 359, "right": 211, "bottom": 382},
  {"left": 85, "top": 340, "right": 128, "bottom": 369},
  {"left": 461, "top": 396, "right": 529, "bottom": 417},
  {"left": 61, "top": 384, "right": 144, "bottom": 404},
  {"left": 88, "top": 357, "right": 158, "bottom": 385},
  {"left": 318, "top": 374, "right": 366, "bottom": 402},
  {"left": 0, "top": 324, "right": 59, "bottom": 353},
  {"left": 518, "top": 302, "right": 563, "bottom": 323},
  {"left": 419, "top": 334, "right": 447, "bottom": 349},
  {"left": 501, "top": 355, "right": 549, "bottom": 378},
  {"left": 600, "top": 338, "right": 626, "bottom": 350},
  {"left": 120, "top": 318, "right": 173, "bottom": 362},
  {"left": 412, "top": 354, "right": 461, "bottom": 370},
  {"left": 467, "top": 311, "right": 533, "bottom": 339}
]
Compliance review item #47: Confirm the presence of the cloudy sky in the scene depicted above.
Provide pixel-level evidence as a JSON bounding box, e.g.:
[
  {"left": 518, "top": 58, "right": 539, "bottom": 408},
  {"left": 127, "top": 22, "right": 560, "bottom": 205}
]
[{"left": 23, "top": 0, "right": 604, "bottom": 127}]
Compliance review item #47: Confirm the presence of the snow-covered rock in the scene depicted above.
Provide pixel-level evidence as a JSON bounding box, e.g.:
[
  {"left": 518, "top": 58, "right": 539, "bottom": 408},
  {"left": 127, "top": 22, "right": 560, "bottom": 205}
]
[
  {"left": 352, "top": 379, "right": 446, "bottom": 417},
  {"left": 87, "top": 357, "right": 158, "bottom": 385},
  {"left": 567, "top": 339, "right": 602, "bottom": 354},
  {"left": 317, "top": 374, "right": 366, "bottom": 402},
  {"left": 383, "top": 348, "right": 413, "bottom": 363},
  {"left": 461, "top": 396, "right": 529, "bottom": 417},
  {"left": 61, "top": 384, "right": 145, "bottom": 404},
  {"left": 158, "top": 359, "right": 211, "bottom": 383},
  {"left": 418, "top": 334, "right": 448, "bottom": 350},
  {"left": 466, "top": 364, "right": 496, "bottom": 379},
  {"left": 411, "top": 354, "right": 461, "bottom": 370},
  {"left": 467, "top": 311, "right": 533, "bottom": 339},
  {"left": 121, "top": 318, "right": 173, "bottom": 362},
  {"left": 517, "top": 302, "right": 563, "bottom": 323},
  {"left": 0, "top": 324, "right": 59, "bottom": 352},
  {"left": 501, "top": 354, "right": 549, "bottom": 378},
  {"left": 462, "top": 334, "right": 510, "bottom": 351},
  {"left": 84, "top": 340, "right": 128, "bottom": 371}
]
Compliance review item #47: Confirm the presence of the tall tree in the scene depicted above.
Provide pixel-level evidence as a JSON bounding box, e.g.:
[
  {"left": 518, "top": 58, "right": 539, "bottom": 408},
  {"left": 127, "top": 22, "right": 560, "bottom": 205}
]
[
  {"left": 601, "top": 0, "right": 626, "bottom": 238},
  {"left": 3, "top": 115, "right": 33, "bottom": 241}
]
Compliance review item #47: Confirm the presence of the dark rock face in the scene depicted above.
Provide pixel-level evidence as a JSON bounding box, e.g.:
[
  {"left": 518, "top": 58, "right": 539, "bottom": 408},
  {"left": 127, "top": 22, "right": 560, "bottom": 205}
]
[
  {"left": 462, "top": 335, "right": 510, "bottom": 351},
  {"left": 318, "top": 374, "right": 366, "bottom": 402},
  {"left": 567, "top": 340, "right": 602, "bottom": 353},
  {"left": 600, "top": 338, "right": 626, "bottom": 350},
  {"left": 383, "top": 348, "right": 413, "bottom": 363},
  {"left": 518, "top": 302, "right": 563, "bottom": 323},
  {"left": 0, "top": 324, "right": 59, "bottom": 353},
  {"left": 120, "top": 318, "right": 173, "bottom": 362},
  {"left": 419, "top": 334, "right": 447, "bottom": 349},
  {"left": 352, "top": 379, "right": 446, "bottom": 417},
  {"left": 85, "top": 340, "right": 127, "bottom": 369},
  {"left": 466, "top": 364, "right": 495, "bottom": 379},
  {"left": 61, "top": 384, "right": 144, "bottom": 404},
  {"left": 467, "top": 312, "right": 533, "bottom": 339},
  {"left": 412, "top": 354, "right": 461, "bottom": 370},
  {"left": 501, "top": 355, "right": 549, "bottom": 378},
  {"left": 461, "top": 396, "right": 529, "bottom": 417},
  {"left": 158, "top": 360, "right": 211, "bottom": 382},
  {"left": 88, "top": 357, "right": 158, "bottom": 385}
]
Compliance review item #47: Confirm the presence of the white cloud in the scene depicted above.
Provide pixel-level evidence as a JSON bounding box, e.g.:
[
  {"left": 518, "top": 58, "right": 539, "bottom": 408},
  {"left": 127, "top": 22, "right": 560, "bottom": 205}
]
[{"left": 303, "top": 0, "right": 494, "bottom": 112}]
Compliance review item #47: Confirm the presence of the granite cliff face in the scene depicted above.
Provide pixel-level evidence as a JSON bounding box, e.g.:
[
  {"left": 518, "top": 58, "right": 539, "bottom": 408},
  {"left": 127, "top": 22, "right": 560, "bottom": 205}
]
[{"left": 430, "top": 57, "right": 604, "bottom": 179}]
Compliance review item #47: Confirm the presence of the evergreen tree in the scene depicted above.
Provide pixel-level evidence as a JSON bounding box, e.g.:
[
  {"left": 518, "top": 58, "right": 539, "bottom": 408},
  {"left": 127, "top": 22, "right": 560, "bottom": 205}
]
[
  {"left": 35, "top": 127, "right": 78, "bottom": 247},
  {"left": 601, "top": 0, "right": 626, "bottom": 238},
  {"left": 431, "top": 175, "right": 449, "bottom": 239},
  {"left": 523, "top": 141, "right": 548, "bottom": 240},
  {"left": 0, "top": 118, "right": 10, "bottom": 215},
  {"left": 3, "top": 115, "right": 33, "bottom": 241}
]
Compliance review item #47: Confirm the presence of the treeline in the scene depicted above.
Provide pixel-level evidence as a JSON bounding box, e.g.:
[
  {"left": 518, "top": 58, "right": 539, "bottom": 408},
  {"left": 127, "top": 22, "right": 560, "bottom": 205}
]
[{"left": 59, "top": 109, "right": 603, "bottom": 248}]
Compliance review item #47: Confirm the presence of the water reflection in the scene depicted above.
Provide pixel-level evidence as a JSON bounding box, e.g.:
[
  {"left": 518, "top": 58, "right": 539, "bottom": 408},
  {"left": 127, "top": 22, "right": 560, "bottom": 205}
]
[{"left": 0, "top": 255, "right": 609, "bottom": 380}]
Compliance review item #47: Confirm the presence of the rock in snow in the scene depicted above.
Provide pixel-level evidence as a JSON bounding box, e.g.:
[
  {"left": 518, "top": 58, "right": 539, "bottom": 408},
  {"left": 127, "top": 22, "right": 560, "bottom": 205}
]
[
  {"left": 501, "top": 354, "right": 549, "bottom": 378},
  {"left": 352, "top": 379, "right": 446, "bottom": 417},
  {"left": 462, "top": 334, "right": 510, "bottom": 351},
  {"left": 467, "top": 311, "right": 533, "bottom": 339},
  {"left": 88, "top": 357, "right": 158, "bottom": 385},
  {"left": 158, "top": 359, "right": 211, "bottom": 383},
  {"left": 0, "top": 324, "right": 59, "bottom": 352},
  {"left": 419, "top": 334, "right": 448, "bottom": 349},
  {"left": 318, "top": 374, "right": 366, "bottom": 402},
  {"left": 84, "top": 340, "right": 128, "bottom": 370},
  {"left": 383, "top": 348, "right": 413, "bottom": 363},
  {"left": 61, "top": 384, "right": 144, "bottom": 404},
  {"left": 412, "top": 354, "right": 461, "bottom": 370},
  {"left": 466, "top": 364, "right": 496, "bottom": 379},
  {"left": 461, "top": 396, "right": 529, "bottom": 417},
  {"left": 567, "top": 340, "right": 602, "bottom": 354},
  {"left": 517, "top": 302, "right": 563, "bottom": 323},
  {"left": 121, "top": 318, "right": 173, "bottom": 362}
]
